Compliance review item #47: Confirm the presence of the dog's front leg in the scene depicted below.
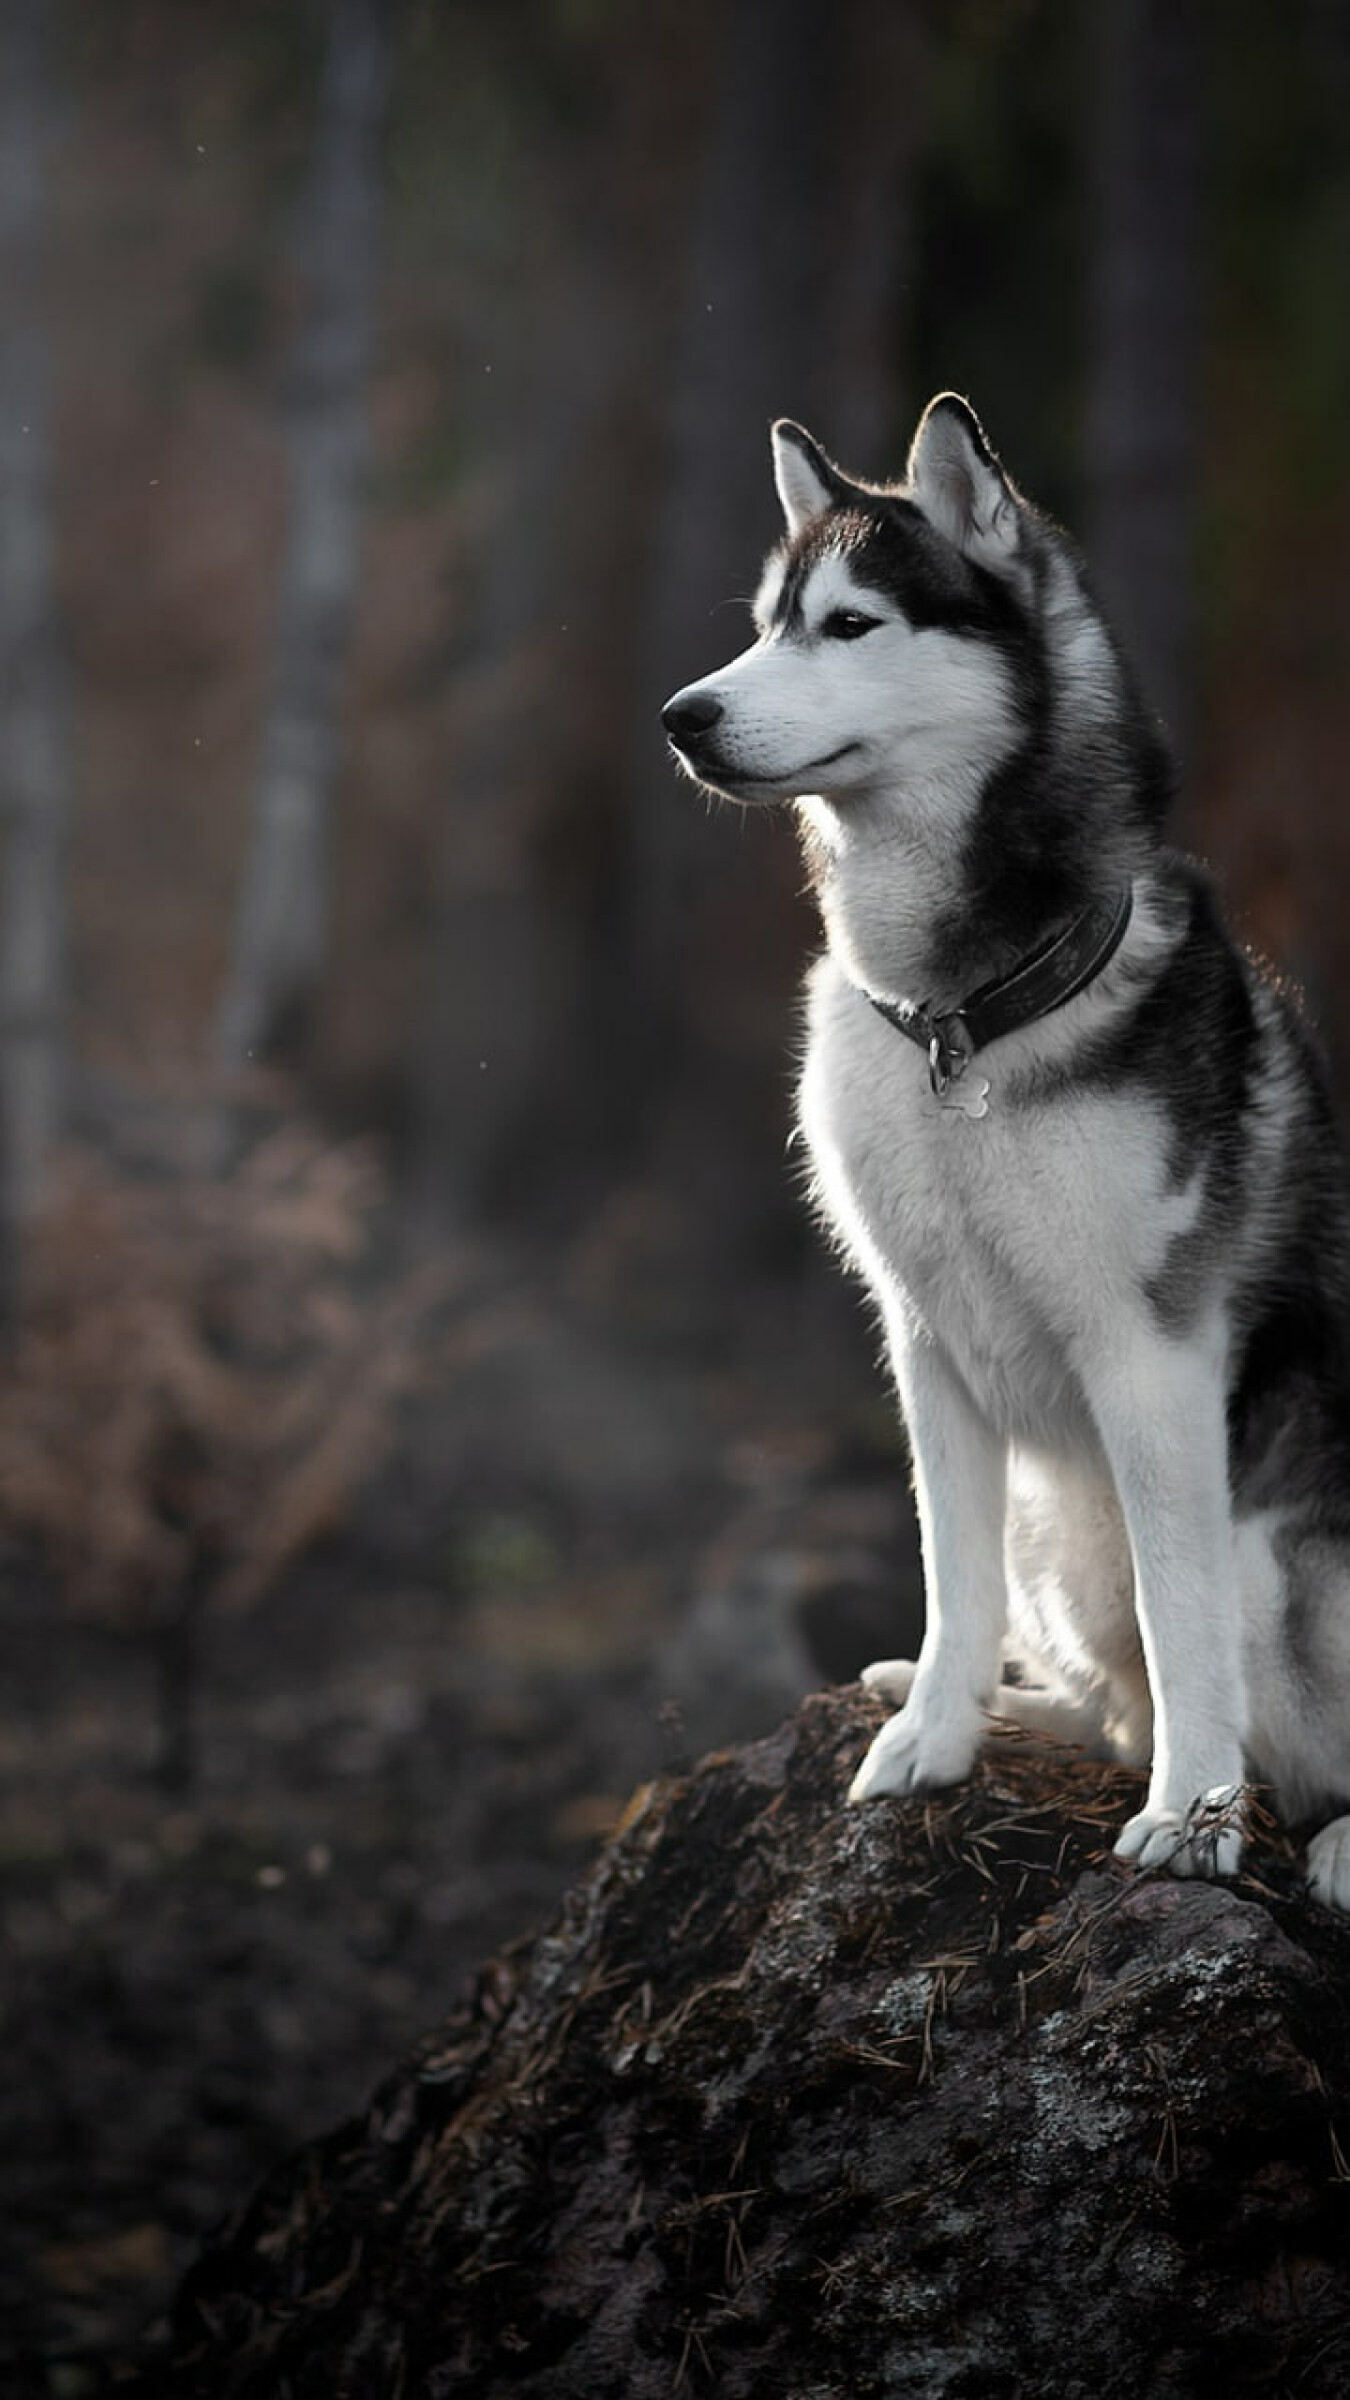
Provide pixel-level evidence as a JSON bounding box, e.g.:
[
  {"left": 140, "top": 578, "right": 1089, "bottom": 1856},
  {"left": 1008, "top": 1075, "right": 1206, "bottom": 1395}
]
[
  {"left": 1092, "top": 1335, "right": 1247, "bottom": 1879},
  {"left": 850, "top": 1322, "right": 1007, "bottom": 1803}
]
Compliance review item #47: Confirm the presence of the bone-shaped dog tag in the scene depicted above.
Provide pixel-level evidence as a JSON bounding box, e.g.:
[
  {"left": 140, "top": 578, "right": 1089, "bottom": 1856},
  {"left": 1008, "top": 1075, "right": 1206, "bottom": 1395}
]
[{"left": 928, "top": 1074, "right": 990, "bottom": 1121}]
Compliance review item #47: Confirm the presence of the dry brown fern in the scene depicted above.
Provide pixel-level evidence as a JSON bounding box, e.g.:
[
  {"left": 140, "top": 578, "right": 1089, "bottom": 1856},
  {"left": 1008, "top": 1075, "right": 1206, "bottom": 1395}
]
[{"left": 0, "top": 1124, "right": 442, "bottom": 1627}]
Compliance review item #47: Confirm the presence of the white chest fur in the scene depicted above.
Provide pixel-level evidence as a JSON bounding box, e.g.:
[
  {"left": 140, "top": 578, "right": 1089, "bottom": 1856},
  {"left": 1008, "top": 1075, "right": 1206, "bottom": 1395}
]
[{"left": 796, "top": 955, "right": 1197, "bottom": 1448}]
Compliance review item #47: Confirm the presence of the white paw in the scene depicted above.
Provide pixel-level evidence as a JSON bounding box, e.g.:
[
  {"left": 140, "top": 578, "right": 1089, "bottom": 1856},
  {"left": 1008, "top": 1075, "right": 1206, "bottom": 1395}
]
[
  {"left": 1113, "top": 1784, "right": 1245, "bottom": 1881},
  {"left": 847, "top": 1700, "right": 979, "bottom": 1805},
  {"left": 1305, "top": 1815, "right": 1350, "bottom": 1911},
  {"left": 859, "top": 1657, "right": 918, "bottom": 1705}
]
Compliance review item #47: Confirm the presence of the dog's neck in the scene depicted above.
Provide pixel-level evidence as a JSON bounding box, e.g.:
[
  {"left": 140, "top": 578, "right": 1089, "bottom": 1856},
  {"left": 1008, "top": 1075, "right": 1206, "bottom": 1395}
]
[
  {"left": 794, "top": 781, "right": 1018, "bottom": 1010},
  {"left": 797, "top": 769, "right": 1147, "bottom": 1014}
]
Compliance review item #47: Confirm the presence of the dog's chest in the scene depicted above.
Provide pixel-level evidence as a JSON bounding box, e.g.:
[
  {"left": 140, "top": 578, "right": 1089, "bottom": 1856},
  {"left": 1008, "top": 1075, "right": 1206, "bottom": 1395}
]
[{"left": 798, "top": 966, "right": 1104, "bottom": 1433}]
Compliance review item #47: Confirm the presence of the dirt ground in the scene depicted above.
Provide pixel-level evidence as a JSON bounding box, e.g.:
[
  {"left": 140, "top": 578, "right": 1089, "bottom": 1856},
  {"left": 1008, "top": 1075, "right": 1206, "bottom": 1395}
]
[{"left": 0, "top": 1220, "right": 919, "bottom": 2392}]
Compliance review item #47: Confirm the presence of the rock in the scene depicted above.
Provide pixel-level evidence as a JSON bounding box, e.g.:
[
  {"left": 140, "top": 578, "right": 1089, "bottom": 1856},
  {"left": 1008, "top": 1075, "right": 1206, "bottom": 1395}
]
[{"left": 147, "top": 1689, "right": 1350, "bottom": 2398}]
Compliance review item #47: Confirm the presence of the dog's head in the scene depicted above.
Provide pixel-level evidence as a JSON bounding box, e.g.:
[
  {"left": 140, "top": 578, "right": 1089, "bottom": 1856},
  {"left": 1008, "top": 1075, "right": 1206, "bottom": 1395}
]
[{"left": 661, "top": 395, "right": 1098, "bottom": 812}]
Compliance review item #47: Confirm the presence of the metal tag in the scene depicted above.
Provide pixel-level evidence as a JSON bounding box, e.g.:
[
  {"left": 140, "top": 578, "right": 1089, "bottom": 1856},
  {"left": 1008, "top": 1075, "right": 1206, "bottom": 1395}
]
[{"left": 926, "top": 1074, "right": 991, "bottom": 1121}]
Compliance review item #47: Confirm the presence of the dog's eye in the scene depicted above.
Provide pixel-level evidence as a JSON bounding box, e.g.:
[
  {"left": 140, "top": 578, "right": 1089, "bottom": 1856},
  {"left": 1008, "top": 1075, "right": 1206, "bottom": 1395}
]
[{"left": 821, "top": 610, "right": 881, "bottom": 641}]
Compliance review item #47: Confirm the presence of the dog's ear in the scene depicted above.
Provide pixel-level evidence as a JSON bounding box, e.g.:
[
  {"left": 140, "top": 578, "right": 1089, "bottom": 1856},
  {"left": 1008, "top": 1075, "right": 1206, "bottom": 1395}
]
[
  {"left": 906, "top": 395, "right": 1023, "bottom": 572},
  {"left": 771, "top": 420, "right": 851, "bottom": 535}
]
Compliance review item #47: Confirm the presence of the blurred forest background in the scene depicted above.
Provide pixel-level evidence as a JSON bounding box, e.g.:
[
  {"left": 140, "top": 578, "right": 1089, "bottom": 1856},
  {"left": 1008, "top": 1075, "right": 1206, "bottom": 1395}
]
[{"left": 4, "top": 0, "right": 1350, "bottom": 2383}]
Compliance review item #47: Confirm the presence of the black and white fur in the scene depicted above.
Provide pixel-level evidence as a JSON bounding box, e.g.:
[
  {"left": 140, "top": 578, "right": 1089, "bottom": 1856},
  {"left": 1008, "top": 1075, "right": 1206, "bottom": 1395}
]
[{"left": 662, "top": 393, "right": 1350, "bottom": 1909}]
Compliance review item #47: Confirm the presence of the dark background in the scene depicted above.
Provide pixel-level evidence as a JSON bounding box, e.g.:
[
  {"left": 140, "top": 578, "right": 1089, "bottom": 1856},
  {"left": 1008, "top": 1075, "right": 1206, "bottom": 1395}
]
[{"left": 3, "top": 0, "right": 1350, "bottom": 2385}]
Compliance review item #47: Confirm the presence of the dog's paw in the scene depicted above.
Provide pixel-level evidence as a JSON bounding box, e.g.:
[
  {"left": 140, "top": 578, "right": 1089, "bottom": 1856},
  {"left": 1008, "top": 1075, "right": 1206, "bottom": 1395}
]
[
  {"left": 847, "top": 1701, "right": 979, "bottom": 1806},
  {"left": 1305, "top": 1815, "right": 1350, "bottom": 1912},
  {"left": 859, "top": 1658, "right": 919, "bottom": 1705},
  {"left": 1113, "top": 1784, "right": 1245, "bottom": 1881}
]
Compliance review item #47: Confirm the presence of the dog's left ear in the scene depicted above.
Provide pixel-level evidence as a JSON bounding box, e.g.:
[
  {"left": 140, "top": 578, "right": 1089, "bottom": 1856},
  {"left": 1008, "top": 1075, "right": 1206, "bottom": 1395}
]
[
  {"left": 771, "top": 420, "right": 852, "bottom": 535},
  {"left": 906, "top": 394, "right": 1023, "bottom": 572}
]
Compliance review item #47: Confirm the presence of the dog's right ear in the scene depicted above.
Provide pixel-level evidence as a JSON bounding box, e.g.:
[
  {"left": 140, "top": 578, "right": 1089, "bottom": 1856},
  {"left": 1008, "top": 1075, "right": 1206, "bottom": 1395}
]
[{"left": 772, "top": 421, "right": 850, "bottom": 535}]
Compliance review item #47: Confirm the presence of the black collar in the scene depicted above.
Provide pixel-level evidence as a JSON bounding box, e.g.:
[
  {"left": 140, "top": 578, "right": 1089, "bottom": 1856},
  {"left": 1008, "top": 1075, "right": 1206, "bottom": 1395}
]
[{"left": 859, "top": 882, "right": 1134, "bottom": 1098}]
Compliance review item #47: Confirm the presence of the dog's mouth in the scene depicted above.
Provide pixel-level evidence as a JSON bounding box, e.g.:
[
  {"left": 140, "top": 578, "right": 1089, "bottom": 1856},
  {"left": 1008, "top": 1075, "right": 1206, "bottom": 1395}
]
[{"left": 671, "top": 738, "right": 861, "bottom": 797}]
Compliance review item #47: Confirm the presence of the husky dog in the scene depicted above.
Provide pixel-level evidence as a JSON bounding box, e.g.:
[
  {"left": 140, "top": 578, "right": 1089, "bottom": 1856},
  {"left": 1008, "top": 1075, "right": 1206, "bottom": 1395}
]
[{"left": 661, "top": 393, "right": 1350, "bottom": 1909}]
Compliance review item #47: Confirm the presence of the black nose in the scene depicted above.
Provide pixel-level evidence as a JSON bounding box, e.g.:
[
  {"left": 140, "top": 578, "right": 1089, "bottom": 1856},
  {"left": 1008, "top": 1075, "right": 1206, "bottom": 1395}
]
[{"left": 661, "top": 691, "right": 724, "bottom": 745}]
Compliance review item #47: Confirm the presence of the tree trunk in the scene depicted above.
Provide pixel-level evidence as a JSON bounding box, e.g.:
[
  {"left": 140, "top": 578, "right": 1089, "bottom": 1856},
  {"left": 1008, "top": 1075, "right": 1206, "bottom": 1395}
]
[
  {"left": 814, "top": 0, "right": 924, "bottom": 476},
  {"left": 0, "top": 0, "right": 71, "bottom": 1304},
  {"left": 1085, "top": 0, "right": 1203, "bottom": 774},
  {"left": 620, "top": 0, "right": 920, "bottom": 1242},
  {"left": 407, "top": 58, "right": 638, "bottom": 1225},
  {"left": 214, "top": 0, "right": 389, "bottom": 1086},
  {"left": 407, "top": 305, "right": 608, "bottom": 1224},
  {"left": 156, "top": 1687, "right": 1350, "bottom": 2397},
  {"left": 628, "top": 0, "right": 842, "bottom": 1042}
]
